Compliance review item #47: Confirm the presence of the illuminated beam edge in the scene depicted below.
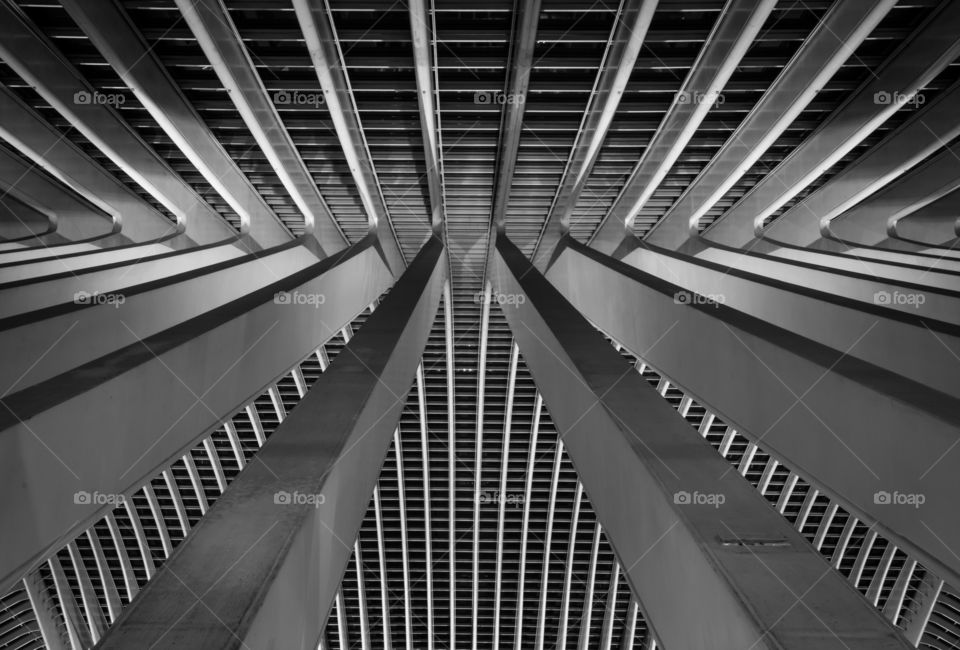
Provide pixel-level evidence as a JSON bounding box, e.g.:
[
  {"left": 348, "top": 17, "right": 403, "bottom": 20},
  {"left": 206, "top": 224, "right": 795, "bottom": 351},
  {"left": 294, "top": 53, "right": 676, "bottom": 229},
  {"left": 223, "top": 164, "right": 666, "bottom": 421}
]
[
  {"left": 95, "top": 238, "right": 446, "bottom": 649},
  {"left": 492, "top": 231, "right": 911, "bottom": 649}
]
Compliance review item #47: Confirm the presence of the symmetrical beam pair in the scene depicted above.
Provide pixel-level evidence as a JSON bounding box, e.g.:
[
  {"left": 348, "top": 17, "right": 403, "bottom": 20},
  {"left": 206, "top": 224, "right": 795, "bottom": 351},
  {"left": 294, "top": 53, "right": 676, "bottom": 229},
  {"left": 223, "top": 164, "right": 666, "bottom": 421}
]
[{"left": 81, "top": 225, "right": 933, "bottom": 649}]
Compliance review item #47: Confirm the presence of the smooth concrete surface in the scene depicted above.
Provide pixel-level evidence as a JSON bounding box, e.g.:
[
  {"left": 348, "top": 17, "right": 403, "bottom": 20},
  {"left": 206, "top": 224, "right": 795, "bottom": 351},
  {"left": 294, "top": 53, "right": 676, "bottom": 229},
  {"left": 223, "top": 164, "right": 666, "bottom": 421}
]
[
  {"left": 94, "top": 238, "right": 445, "bottom": 649},
  {"left": 0, "top": 239, "right": 393, "bottom": 595},
  {"left": 494, "top": 233, "right": 910, "bottom": 650},
  {"left": 546, "top": 239, "right": 960, "bottom": 591}
]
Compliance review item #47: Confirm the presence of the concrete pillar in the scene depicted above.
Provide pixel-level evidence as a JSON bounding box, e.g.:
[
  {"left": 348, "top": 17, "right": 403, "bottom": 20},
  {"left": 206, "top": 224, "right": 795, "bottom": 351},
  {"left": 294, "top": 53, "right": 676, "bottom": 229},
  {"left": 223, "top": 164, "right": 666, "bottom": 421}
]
[{"left": 95, "top": 237, "right": 446, "bottom": 649}]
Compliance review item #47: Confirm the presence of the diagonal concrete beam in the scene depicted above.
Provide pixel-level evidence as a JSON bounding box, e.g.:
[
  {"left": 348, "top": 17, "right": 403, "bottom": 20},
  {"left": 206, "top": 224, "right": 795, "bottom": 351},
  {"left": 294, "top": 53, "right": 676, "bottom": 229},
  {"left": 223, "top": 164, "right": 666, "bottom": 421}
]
[
  {"left": 95, "top": 237, "right": 446, "bottom": 649},
  {"left": 174, "top": 0, "right": 348, "bottom": 253},
  {"left": 589, "top": 0, "right": 777, "bottom": 254},
  {"left": 409, "top": 0, "right": 446, "bottom": 234},
  {"left": 544, "top": 236, "right": 960, "bottom": 592},
  {"left": 825, "top": 144, "right": 960, "bottom": 246},
  {"left": 491, "top": 0, "right": 541, "bottom": 229},
  {"left": 0, "top": 146, "right": 118, "bottom": 245},
  {"left": 530, "top": 0, "right": 658, "bottom": 270},
  {"left": 643, "top": 0, "right": 896, "bottom": 249},
  {"left": 760, "top": 77, "right": 960, "bottom": 247},
  {"left": 892, "top": 188, "right": 960, "bottom": 246},
  {"left": 0, "top": 85, "right": 182, "bottom": 246},
  {"left": 492, "top": 232, "right": 910, "bottom": 650},
  {"left": 703, "top": 0, "right": 960, "bottom": 248},
  {"left": 293, "top": 0, "right": 406, "bottom": 275},
  {"left": 0, "top": 236, "right": 394, "bottom": 595},
  {"left": 0, "top": 3, "right": 238, "bottom": 246},
  {"left": 62, "top": 0, "right": 293, "bottom": 250}
]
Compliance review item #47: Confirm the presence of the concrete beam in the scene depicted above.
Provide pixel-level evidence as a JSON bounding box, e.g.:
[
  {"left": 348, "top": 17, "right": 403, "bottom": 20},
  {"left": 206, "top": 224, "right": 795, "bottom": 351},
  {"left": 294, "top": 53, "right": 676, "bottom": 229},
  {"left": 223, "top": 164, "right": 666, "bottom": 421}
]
[
  {"left": 589, "top": 0, "right": 777, "bottom": 254},
  {"left": 0, "top": 241, "right": 323, "bottom": 392},
  {"left": 0, "top": 147, "right": 118, "bottom": 245},
  {"left": 62, "top": 0, "right": 293, "bottom": 250},
  {"left": 616, "top": 242, "right": 960, "bottom": 395},
  {"left": 825, "top": 144, "right": 960, "bottom": 246},
  {"left": 409, "top": 0, "right": 446, "bottom": 233},
  {"left": 0, "top": 237, "right": 393, "bottom": 594},
  {"left": 95, "top": 237, "right": 445, "bottom": 649},
  {"left": 545, "top": 237, "right": 960, "bottom": 591},
  {"left": 293, "top": 0, "right": 406, "bottom": 274},
  {"left": 491, "top": 0, "right": 541, "bottom": 229},
  {"left": 761, "top": 77, "right": 960, "bottom": 247},
  {"left": 0, "top": 4, "right": 237, "bottom": 246},
  {"left": 531, "top": 0, "right": 657, "bottom": 269},
  {"left": 0, "top": 85, "right": 181, "bottom": 245},
  {"left": 703, "top": 1, "right": 960, "bottom": 247},
  {"left": 644, "top": 0, "right": 896, "bottom": 249},
  {"left": 893, "top": 189, "right": 960, "bottom": 247},
  {"left": 0, "top": 241, "right": 249, "bottom": 318},
  {"left": 492, "top": 232, "right": 910, "bottom": 650},
  {"left": 173, "top": 0, "right": 348, "bottom": 253}
]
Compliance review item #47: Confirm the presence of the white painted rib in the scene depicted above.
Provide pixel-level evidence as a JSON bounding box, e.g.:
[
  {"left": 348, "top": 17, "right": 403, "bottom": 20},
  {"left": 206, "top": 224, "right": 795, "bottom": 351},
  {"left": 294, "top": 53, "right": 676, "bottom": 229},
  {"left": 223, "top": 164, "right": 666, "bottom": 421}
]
[
  {"left": 621, "top": 597, "right": 638, "bottom": 650},
  {"left": 850, "top": 530, "right": 878, "bottom": 589},
  {"left": 202, "top": 437, "right": 227, "bottom": 495},
  {"left": 161, "top": 469, "right": 190, "bottom": 537},
  {"left": 535, "top": 439, "right": 564, "bottom": 650},
  {"left": 268, "top": 384, "right": 286, "bottom": 420},
  {"left": 600, "top": 560, "right": 620, "bottom": 650},
  {"left": 813, "top": 503, "right": 839, "bottom": 552},
  {"left": 66, "top": 540, "right": 104, "bottom": 642},
  {"left": 373, "top": 484, "right": 393, "bottom": 650},
  {"left": 354, "top": 540, "right": 371, "bottom": 650},
  {"left": 717, "top": 426, "right": 737, "bottom": 457},
  {"left": 223, "top": 420, "right": 246, "bottom": 470},
  {"left": 292, "top": 365, "right": 308, "bottom": 398},
  {"left": 245, "top": 404, "right": 266, "bottom": 448},
  {"left": 737, "top": 442, "right": 758, "bottom": 476},
  {"left": 124, "top": 496, "right": 156, "bottom": 579},
  {"left": 514, "top": 392, "right": 542, "bottom": 650},
  {"left": 776, "top": 472, "right": 799, "bottom": 514},
  {"left": 105, "top": 513, "right": 138, "bottom": 601},
  {"left": 882, "top": 558, "right": 916, "bottom": 623},
  {"left": 558, "top": 480, "right": 585, "bottom": 650},
  {"left": 394, "top": 429, "right": 414, "bottom": 650},
  {"left": 182, "top": 452, "right": 208, "bottom": 516},
  {"left": 697, "top": 411, "right": 715, "bottom": 437},
  {"left": 416, "top": 364, "right": 435, "bottom": 650},
  {"left": 48, "top": 555, "right": 86, "bottom": 650},
  {"left": 85, "top": 529, "right": 121, "bottom": 622},
  {"left": 578, "top": 521, "right": 602, "bottom": 650},
  {"left": 316, "top": 346, "right": 331, "bottom": 371},
  {"left": 867, "top": 542, "right": 897, "bottom": 606},
  {"left": 142, "top": 483, "right": 172, "bottom": 558},
  {"left": 335, "top": 589, "right": 349, "bottom": 650},
  {"left": 757, "top": 458, "right": 779, "bottom": 495},
  {"left": 472, "top": 280, "right": 493, "bottom": 650},
  {"left": 493, "top": 342, "right": 520, "bottom": 649},
  {"left": 832, "top": 516, "right": 859, "bottom": 569},
  {"left": 795, "top": 488, "right": 819, "bottom": 533},
  {"left": 443, "top": 280, "right": 456, "bottom": 650}
]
